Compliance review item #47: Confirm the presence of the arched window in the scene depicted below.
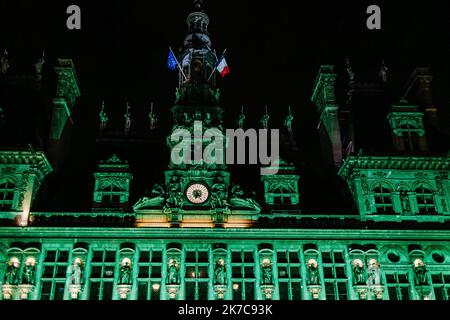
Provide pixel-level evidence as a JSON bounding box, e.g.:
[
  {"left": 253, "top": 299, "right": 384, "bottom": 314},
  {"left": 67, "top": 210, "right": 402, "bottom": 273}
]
[
  {"left": 373, "top": 183, "right": 394, "bottom": 214},
  {"left": 415, "top": 184, "right": 436, "bottom": 214},
  {"left": 0, "top": 179, "right": 15, "bottom": 211}
]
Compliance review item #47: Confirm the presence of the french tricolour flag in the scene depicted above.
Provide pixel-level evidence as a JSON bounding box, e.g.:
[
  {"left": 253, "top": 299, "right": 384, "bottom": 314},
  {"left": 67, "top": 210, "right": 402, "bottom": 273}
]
[{"left": 216, "top": 56, "right": 230, "bottom": 78}]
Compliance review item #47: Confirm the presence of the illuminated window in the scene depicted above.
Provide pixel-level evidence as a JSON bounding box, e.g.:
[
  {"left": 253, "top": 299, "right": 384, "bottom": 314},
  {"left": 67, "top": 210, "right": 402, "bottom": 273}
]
[
  {"left": 137, "top": 249, "right": 162, "bottom": 300},
  {"left": 431, "top": 273, "right": 450, "bottom": 300},
  {"left": 277, "top": 250, "right": 302, "bottom": 300},
  {"left": 88, "top": 250, "right": 116, "bottom": 300},
  {"left": 0, "top": 179, "right": 15, "bottom": 211},
  {"left": 272, "top": 187, "right": 292, "bottom": 206},
  {"left": 40, "top": 250, "right": 69, "bottom": 300},
  {"left": 100, "top": 185, "right": 122, "bottom": 208},
  {"left": 415, "top": 184, "right": 436, "bottom": 215},
  {"left": 322, "top": 251, "right": 348, "bottom": 300},
  {"left": 232, "top": 250, "right": 255, "bottom": 300},
  {"left": 373, "top": 183, "right": 394, "bottom": 214},
  {"left": 184, "top": 250, "right": 209, "bottom": 300},
  {"left": 386, "top": 272, "right": 411, "bottom": 300}
]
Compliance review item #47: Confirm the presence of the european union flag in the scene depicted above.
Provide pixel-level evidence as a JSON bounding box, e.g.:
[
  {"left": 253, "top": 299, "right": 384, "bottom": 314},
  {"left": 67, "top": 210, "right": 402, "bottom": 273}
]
[{"left": 167, "top": 49, "right": 178, "bottom": 71}]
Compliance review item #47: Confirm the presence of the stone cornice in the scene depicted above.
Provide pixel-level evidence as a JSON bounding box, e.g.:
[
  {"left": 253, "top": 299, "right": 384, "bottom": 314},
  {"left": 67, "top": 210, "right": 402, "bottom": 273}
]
[
  {"left": 338, "top": 155, "right": 450, "bottom": 179},
  {"left": 1, "top": 227, "right": 450, "bottom": 242},
  {"left": 0, "top": 150, "right": 53, "bottom": 177}
]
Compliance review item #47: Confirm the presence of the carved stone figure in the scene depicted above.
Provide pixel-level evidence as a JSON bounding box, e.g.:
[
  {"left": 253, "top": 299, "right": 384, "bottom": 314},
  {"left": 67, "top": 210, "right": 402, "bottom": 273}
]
[
  {"left": 183, "top": 112, "right": 192, "bottom": 126},
  {"left": 166, "top": 176, "right": 184, "bottom": 208},
  {"left": 210, "top": 177, "right": 228, "bottom": 208},
  {"left": 414, "top": 260, "right": 428, "bottom": 286},
  {"left": 214, "top": 259, "right": 226, "bottom": 285},
  {"left": 307, "top": 259, "right": 319, "bottom": 285},
  {"left": 260, "top": 107, "right": 270, "bottom": 129},
  {"left": 119, "top": 259, "right": 132, "bottom": 285},
  {"left": 261, "top": 259, "right": 273, "bottom": 285},
  {"left": 0, "top": 49, "right": 10, "bottom": 74},
  {"left": 124, "top": 103, "right": 132, "bottom": 134},
  {"left": 284, "top": 106, "right": 294, "bottom": 134},
  {"left": 175, "top": 88, "right": 181, "bottom": 102},
  {"left": 71, "top": 258, "right": 84, "bottom": 285},
  {"left": 231, "top": 185, "right": 244, "bottom": 198},
  {"left": 204, "top": 112, "right": 212, "bottom": 126},
  {"left": 353, "top": 259, "right": 366, "bottom": 285},
  {"left": 167, "top": 259, "right": 179, "bottom": 285},
  {"left": 346, "top": 58, "right": 355, "bottom": 83},
  {"left": 22, "top": 259, "right": 36, "bottom": 285},
  {"left": 34, "top": 51, "right": 45, "bottom": 75},
  {"left": 4, "top": 259, "right": 20, "bottom": 285},
  {"left": 214, "top": 88, "right": 220, "bottom": 101},
  {"left": 367, "top": 259, "right": 381, "bottom": 286},
  {"left": 99, "top": 102, "right": 108, "bottom": 131},
  {"left": 149, "top": 103, "right": 157, "bottom": 131},
  {"left": 400, "top": 190, "right": 411, "bottom": 214},
  {"left": 151, "top": 183, "right": 165, "bottom": 198},
  {"left": 379, "top": 60, "right": 388, "bottom": 83},
  {"left": 237, "top": 106, "right": 245, "bottom": 129},
  {"left": 361, "top": 175, "right": 369, "bottom": 194}
]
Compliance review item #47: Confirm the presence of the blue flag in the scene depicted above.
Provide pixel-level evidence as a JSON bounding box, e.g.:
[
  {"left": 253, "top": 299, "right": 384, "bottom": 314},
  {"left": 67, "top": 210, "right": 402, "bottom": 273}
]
[{"left": 167, "top": 49, "right": 178, "bottom": 71}]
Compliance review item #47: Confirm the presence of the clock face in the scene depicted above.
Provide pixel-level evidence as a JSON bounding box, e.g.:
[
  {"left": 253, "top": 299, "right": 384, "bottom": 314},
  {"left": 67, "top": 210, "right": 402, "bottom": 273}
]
[{"left": 186, "top": 183, "right": 209, "bottom": 204}]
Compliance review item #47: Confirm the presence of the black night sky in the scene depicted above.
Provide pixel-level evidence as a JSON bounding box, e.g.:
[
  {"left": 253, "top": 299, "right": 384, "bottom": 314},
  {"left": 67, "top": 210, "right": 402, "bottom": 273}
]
[{"left": 0, "top": 1, "right": 449, "bottom": 213}]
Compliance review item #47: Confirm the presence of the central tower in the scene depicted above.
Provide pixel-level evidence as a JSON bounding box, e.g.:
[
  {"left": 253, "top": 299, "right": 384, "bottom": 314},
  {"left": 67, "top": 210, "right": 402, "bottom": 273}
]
[{"left": 134, "top": 1, "right": 261, "bottom": 227}]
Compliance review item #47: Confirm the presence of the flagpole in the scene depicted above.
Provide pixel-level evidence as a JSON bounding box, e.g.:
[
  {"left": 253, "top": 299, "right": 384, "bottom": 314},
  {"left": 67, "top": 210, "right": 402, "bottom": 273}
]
[
  {"left": 207, "top": 48, "right": 228, "bottom": 82},
  {"left": 169, "top": 46, "right": 188, "bottom": 81}
]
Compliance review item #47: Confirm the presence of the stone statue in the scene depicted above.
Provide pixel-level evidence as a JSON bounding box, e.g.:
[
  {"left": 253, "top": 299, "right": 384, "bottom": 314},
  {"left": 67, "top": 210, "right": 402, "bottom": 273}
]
[
  {"left": 0, "top": 49, "right": 10, "bottom": 74},
  {"left": 183, "top": 112, "right": 192, "bottom": 126},
  {"left": 71, "top": 258, "right": 84, "bottom": 285},
  {"left": 166, "top": 176, "right": 184, "bottom": 208},
  {"left": 214, "top": 88, "right": 220, "bottom": 101},
  {"left": 346, "top": 58, "right": 355, "bottom": 83},
  {"left": 0, "top": 106, "right": 5, "bottom": 128},
  {"left": 119, "top": 259, "right": 132, "bottom": 285},
  {"left": 124, "top": 103, "right": 132, "bottom": 134},
  {"left": 99, "top": 101, "right": 108, "bottom": 131},
  {"left": 365, "top": 197, "right": 371, "bottom": 212},
  {"left": 214, "top": 259, "right": 226, "bottom": 285},
  {"left": 22, "top": 260, "right": 36, "bottom": 285},
  {"left": 361, "top": 175, "right": 369, "bottom": 194},
  {"left": 367, "top": 259, "right": 381, "bottom": 286},
  {"left": 284, "top": 106, "right": 294, "bottom": 134},
  {"left": 400, "top": 190, "right": 411, "bottom": 214},
  {"left": 414, "top": 260, "right": 428, "bottom": 286},
  {"left": 237, "top": 106, "right": 245, "bottom": 129},
  {"left": 34, "top": 51, "right": 45, "bottom": 75},
  {"left": 204, "top": 112, "right": 212, "bottom": 126},
  {"left": 151, "top": 183, "right": 165, "bottom": 198},
  {"left": 353, "top": 260, "right": 366, "bottom": 285},
  {"left": 167, "top": 259, "right": 179, "bottom": 285},
  {"left": 149, "top": 103, "right": 158, "bottom": 131},
  {"left": 175, "top": 87, "right": 181, "bottom": 102},
  {"left": 211, "top": 177, "right": 228, "bottom": 208},
  {"left": 307, "top": 259, "right": 319, "bottom": 285},
  {"left": 4, "top": 259, "right": 19, "bottom": 285},
  {"left": 260, "top": 106, "right": 270, "bottom": 129},
  {"left": 261, "top": 260, "right": 273, "bottom": 285},
  {"left": 379, "top": 60, "right": 388, "bottom": 83},
  {"left": 231, "top": 184, "right": 244, "bottom": 198}
]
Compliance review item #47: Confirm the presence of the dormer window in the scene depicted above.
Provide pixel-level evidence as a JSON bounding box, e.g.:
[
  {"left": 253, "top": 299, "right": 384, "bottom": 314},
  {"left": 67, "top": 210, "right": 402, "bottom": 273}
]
[
  {"left": 373, "top": 183, "right": 394, "bottom": 214},
  {"left": 415, "top": 184, "right": 436, "bottom": 215}
]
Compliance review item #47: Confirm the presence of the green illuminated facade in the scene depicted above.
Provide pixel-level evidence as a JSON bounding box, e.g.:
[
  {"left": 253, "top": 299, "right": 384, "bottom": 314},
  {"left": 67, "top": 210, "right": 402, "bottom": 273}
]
[{"left": 1, "top": 2, "right": 450, "bottom": 301}]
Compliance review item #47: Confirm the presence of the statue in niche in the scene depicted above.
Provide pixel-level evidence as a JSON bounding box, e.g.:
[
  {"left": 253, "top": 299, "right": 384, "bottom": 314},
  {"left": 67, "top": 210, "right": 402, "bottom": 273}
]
[
  {"left": 237, "top": 106, "right": 245, "bottom": 129},
  {"left": 175, "top": 87, "right": 182, "bottom": 102},
  {"left": 214, "top": 88, "right": 220, "bottom": 102},
  {"left": 307, "top": 259, "right": 319, "bottom": 285},
  {"left": 353, "top": 259, "right": 366, "bottom": 285},
  {"left": 99, "top": 101, "right": 108, "bottom": 131},
  {"left": 261, "top": 259, "right": 273, "bottom": 285},
  {"left": 71, "top": 258, "right": 84, "bottom": 285},
  {"left": 214, "top": 259, "right": 226, "bottom": 285},
  {"left": 260, "top": 106, "right": 270, "bottom": 129},
  {"left": 119, "top": 258, "right": 132, "bottom": 285},
  {"left": 400, "top": 190, "right": 411, "bottom": 214},
  {"left": 364, "top": 197, "right": 371, "bottom": 212},
  {"left": 361, "top": 175, "right": 369, "bottom": 194},
  {"left": 167, "top": 259, "right": 179, "bottom": 285},
  {"left": 414, "top": 259, "right": 428, "bottom": 286},
  {"left": 367, "top": 259, "right": 381, "bottom": 286},
  {"left": 183, "top": 112, "right": 192, "bottom": 126},
  {"left": 379, "top": 60, "right": 388, "bottom": 83},
  {"left": 166, "top": 176, "right": 184, "bottom": 208},
  {"left": 22, "top": 258, "right": 36, "bottom": 285},
  {"left": 284, "top": 106, "right": 294, "bottom": 134},
  {"left": 4, "top": 258, "right": 20, "bottom": 285},
  {"left": 435, "top": 176, "right": 444, "bottom": 196},
  {"left": 149, "top": 103, "right": 158, "bottom": 131}
]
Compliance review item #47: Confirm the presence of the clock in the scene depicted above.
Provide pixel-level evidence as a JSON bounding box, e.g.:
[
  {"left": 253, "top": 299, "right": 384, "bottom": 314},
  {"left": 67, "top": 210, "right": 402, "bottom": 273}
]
[{"left": 186, "top": 183, "right": 209, "bottom": 204}]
